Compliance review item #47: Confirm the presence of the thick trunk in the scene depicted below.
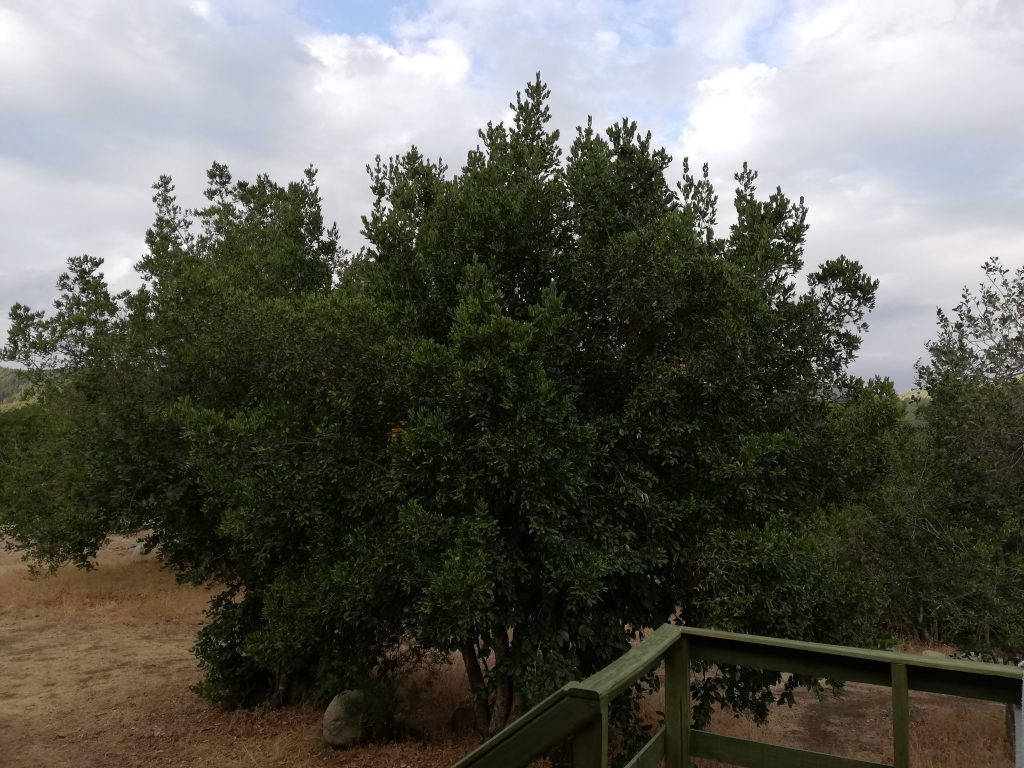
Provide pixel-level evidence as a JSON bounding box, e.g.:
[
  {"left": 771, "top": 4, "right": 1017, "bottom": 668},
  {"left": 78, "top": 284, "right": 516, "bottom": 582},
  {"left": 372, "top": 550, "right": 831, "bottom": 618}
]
[
  {"left": 509, "top": 689, "right": 525, "bottom": 720},
  {"left": 507, "top": 625, "right": 525, "bottom": 720},
  {"left": 461, "top": 639, "right": 492, "bottom": 735},
  {"left": 488, "top": 625, "right": 513, "bottom": 735}
]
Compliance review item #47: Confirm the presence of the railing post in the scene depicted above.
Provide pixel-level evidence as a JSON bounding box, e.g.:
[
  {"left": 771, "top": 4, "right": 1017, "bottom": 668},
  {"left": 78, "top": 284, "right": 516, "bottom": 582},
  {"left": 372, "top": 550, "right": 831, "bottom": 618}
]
[
  {"left": 891, "top": 662, "right": 910, "bottom": 768},
  {"left": 572, "top": 700, "right": 608, "bottom": 768},
  {"left": 664, "top": 635, "right": 691, "bottom": 768},
  {"left": 1016, "top": 701, "right": 1024, "bottom": 768}
]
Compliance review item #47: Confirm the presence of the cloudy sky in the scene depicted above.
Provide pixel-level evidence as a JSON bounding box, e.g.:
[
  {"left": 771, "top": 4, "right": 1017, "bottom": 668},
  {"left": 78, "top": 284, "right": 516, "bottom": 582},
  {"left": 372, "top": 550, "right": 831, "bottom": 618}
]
[{"left": 2, "top": 0, "right": 1022, "bottom": 388}]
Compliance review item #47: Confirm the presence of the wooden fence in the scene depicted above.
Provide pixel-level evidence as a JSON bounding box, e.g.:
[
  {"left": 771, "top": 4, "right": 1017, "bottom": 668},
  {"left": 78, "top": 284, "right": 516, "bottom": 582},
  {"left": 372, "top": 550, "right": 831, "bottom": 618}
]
[{"left": 450, "top": 624, "right": 1023, "bottom": 768}]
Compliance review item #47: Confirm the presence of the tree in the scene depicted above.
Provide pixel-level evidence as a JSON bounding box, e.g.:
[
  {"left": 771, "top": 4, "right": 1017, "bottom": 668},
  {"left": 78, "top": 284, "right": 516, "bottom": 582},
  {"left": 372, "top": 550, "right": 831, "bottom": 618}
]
[
  {"left": 2, "top": 76, "right": 892, "bottom": 734},
  {"left": 907, "top": 258, "right": 1024, "bottom": 649},
  {"left": 352, "top": 75, "right": 888, "bottom": 731}
]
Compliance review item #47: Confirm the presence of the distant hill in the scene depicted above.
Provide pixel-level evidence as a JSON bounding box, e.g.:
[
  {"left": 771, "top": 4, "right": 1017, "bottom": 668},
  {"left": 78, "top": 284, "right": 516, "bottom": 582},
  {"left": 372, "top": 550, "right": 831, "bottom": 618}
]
[
  {"left": 898, "top": 388, "right": 929, "bottom": 425},
  {"left": 898, "top": 388, "right": 927, "bottom": 402},
  {"left": 0, "top": 367, "right": 28, "bottom": 406}
]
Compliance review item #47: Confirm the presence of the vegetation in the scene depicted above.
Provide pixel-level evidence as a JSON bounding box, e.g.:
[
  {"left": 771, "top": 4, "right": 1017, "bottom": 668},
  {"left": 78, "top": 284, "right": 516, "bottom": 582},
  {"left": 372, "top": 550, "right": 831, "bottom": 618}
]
[
  {"left": 0, "top": 75, "right": 1021, "bottom": 745},
  {"left": 887, "top": 258, "right": 1024, "bottom": 650},
  {"left": 0, "top": 366, "right": 27, "bottom": 408}
]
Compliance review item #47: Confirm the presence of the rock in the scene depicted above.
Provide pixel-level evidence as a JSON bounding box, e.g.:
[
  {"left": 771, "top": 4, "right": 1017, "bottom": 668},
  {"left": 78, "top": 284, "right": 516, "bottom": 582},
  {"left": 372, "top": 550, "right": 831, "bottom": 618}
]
[
  {"left": 323, "top": 690, "right": 366, "bottom": 748},
  {"left": 132, "top": 542, "right": 148, "bottom": 556},
  {"left": 920, "top": 649, "right": 947, "bottom": 660}
]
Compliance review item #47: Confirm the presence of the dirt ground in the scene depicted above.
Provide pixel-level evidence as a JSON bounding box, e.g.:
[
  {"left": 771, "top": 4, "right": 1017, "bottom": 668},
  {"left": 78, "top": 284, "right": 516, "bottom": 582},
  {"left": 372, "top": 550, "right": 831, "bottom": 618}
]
[
  {"left": 0, "top": 538, "right": 1013, "bottom": 767},
  {"left": 0, "top": 538, "right": 474, "bottom": 768}
]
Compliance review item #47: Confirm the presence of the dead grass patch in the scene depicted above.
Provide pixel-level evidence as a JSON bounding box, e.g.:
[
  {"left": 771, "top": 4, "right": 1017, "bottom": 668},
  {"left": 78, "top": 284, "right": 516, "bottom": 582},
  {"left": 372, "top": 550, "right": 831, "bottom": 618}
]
[
  {"left": 0, "top": 535, "right": 209, "bottom": 624},
  {"left": 1, "top": 538, "right": 1014, "bottom": 767},
  {"left": 637, "top": 666, "right": 1011, "bottom": 767},
  {"left": 0, "top": 537, "right": 475, "bottom": 768}
]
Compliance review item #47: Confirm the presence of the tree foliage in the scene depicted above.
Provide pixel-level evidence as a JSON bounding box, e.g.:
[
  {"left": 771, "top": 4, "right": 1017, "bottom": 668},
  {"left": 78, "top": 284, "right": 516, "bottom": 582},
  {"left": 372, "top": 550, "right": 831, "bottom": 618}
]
[
  {"left": 898, "top": 258, "right": 1024, "bottom": 649},
  {"left": 1, "top": 76, "right": 902, "bottom": 733}
]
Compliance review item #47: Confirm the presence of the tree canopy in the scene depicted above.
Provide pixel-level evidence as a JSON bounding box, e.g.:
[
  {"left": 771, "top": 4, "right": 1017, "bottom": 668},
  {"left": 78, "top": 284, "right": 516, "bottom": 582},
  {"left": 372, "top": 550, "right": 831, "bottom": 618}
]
[
  {"left": 1, "top": 76, "right": 906, "bottom": 732},
  {"left": 900, "top": 258, "right": 1024, "bottom": 649}
]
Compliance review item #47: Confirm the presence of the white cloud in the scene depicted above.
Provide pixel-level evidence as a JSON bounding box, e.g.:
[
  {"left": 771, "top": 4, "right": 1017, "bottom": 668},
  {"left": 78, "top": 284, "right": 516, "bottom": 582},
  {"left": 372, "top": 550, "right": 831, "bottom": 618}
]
[
  {"left": 1, "top": 0, "right": 1022, "bottom": 387},
  {"left": 680, "top": 63, "right": 778, "bottom": 163},
  {"left": 673, "top": 0, "right": 1024, "bottom": 384}
]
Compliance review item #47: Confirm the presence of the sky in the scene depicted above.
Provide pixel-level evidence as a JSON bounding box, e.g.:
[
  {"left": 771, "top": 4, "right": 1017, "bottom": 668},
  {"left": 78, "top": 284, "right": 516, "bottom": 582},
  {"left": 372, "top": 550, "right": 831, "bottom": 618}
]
[{"left": 1, "top": 0, "right": 1022, "bottom": 389}]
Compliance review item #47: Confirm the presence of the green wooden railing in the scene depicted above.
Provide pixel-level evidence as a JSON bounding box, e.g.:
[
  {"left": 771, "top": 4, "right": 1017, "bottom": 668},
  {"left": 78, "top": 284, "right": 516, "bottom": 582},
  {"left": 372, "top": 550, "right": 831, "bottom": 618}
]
[{"left": 450, "top": 624, "right": 1023, "bottom": 768}]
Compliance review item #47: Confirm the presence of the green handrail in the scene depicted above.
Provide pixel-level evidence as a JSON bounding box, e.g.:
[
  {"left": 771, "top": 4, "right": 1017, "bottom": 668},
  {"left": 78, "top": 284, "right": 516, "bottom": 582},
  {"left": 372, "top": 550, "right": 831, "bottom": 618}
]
[
  {"left": 578, "top": 624, "right": 683, "bottom": 703},
  {"left": 451, "top": 625, "right": 682, "bottom": 768},
  {"left": 450, "top": 624, "right": 1023, "bottom": 768},
  {"left": 447, "top": 683, "right": 598, "bottom": 768}
]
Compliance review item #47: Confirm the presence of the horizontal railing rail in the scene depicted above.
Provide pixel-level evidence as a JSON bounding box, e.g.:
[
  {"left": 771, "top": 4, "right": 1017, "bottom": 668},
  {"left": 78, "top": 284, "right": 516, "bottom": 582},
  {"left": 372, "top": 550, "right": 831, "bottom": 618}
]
[
  {"left": 450, "top": 624, "right": 1022, "bottom": 768},
  {"left": 683, "top": 626, "right": 1022, "bottom": 704}
]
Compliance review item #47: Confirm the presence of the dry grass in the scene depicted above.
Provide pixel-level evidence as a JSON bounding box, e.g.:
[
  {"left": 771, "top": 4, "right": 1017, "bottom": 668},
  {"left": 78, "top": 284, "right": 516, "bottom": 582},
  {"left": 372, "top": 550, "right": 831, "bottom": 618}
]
[
  {"left": 0, "top": 538, "right": 1014, "bottom": 766},
  {"left": 0, "top": 537, "right": 474, "bottom": 768},
  {"left": 0, "top": 537, "right": 208, "bottom": 622},
  {"left": 700, "top": 686, "right": 1010, "bottom": 767},
  {"left": 637, "top": 667, "right": 1012, "bottom": 767}
]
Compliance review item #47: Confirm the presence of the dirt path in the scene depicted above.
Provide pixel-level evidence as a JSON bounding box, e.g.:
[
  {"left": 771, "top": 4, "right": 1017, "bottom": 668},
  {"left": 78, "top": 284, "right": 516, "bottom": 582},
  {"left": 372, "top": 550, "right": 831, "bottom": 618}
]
[{"left": 3, "top": 618, "right": 195, "bottom": 765}]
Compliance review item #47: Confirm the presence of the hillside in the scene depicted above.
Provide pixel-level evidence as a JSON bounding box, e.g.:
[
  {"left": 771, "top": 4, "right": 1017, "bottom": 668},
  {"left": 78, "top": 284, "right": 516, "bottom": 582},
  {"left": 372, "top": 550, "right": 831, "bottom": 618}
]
[
  {"left": 899, "top": 387, "right": 929, "bottom": 425},
  {"left": 0, "top": 366, "right": 27, "bottom": 406}
]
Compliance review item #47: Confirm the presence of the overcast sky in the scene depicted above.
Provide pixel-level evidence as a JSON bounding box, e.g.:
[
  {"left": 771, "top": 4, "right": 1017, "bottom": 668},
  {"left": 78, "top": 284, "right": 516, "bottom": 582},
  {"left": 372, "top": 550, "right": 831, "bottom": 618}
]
[{"left": 2, "top": 0, "right": 1022, "bottom": 388}]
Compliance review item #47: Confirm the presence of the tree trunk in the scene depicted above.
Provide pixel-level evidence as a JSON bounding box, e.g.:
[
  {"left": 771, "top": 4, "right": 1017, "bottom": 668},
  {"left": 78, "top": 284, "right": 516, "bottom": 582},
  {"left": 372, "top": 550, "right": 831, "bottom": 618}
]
[
  {"left": 488, "top": 625, "right": 514, "bottom": 734},
  {"left": 509, "top": 689, "right": 526, "bottom": 720},
  {"left": 461, "top": 639, "right": 491, "bottom": 735}
]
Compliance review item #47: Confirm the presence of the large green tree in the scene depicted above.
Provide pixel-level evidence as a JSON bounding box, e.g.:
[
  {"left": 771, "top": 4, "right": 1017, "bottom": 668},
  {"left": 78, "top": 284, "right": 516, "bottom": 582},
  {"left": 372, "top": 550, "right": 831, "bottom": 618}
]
[{"left": 1, "top": 77, "right": 895, "bottom": 733}]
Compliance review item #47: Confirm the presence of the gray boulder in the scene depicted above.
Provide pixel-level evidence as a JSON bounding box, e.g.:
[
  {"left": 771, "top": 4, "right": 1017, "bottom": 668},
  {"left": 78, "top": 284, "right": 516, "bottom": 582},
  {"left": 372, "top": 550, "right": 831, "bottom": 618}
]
[{"left": 323, "top": 690, "right": 366, "bottom": 748}]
